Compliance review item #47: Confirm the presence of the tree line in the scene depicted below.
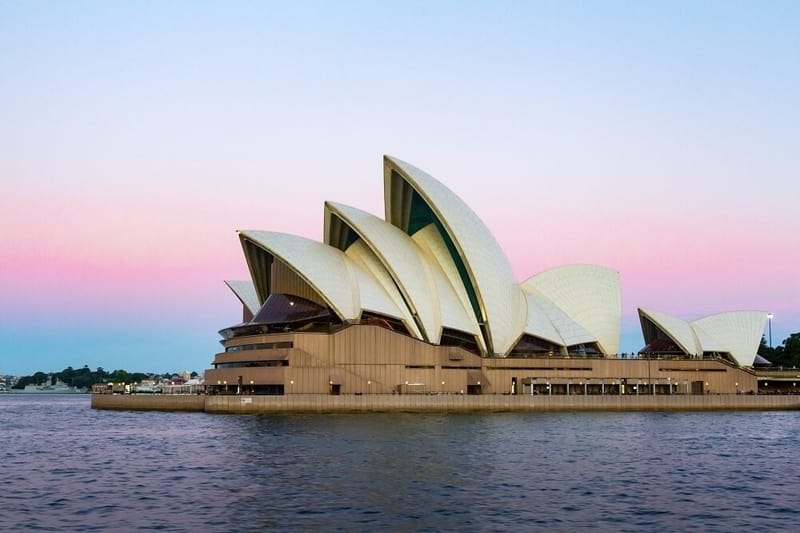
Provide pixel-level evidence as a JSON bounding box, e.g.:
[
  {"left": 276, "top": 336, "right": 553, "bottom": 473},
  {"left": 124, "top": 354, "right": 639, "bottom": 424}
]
[
  {"left": 11, "top": 366, "right": 196, "bottom": 390},
  {"left": 757, "top": 333, "right": 800, "bottom": 368}
]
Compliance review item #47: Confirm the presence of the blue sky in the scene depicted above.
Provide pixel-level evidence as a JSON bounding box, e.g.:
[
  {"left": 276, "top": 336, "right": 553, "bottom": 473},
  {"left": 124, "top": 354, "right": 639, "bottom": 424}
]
[{"left": 1, "top": 1, "right": 798, "bottom": 375}]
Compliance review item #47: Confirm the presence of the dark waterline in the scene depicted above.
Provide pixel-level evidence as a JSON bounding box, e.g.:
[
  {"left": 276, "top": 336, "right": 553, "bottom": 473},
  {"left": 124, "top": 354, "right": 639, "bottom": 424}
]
[{"left": 2, "top": 395, "right": 799, "bottom": 531}]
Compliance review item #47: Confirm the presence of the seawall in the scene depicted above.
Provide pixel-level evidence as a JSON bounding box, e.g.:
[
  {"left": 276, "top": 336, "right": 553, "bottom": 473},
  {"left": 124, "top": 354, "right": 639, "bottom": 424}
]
[
  {"left": 91, "top": 394, "right": 800, "bottom": 413},
  {"left": 92, "top": 394, "right": 206, "bottom": 411}
]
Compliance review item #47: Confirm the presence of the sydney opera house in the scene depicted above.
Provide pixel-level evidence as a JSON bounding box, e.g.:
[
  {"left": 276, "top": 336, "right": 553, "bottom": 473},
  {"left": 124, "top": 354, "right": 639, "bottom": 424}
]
[{"left": 205, "top": 156, "right": 769, "bottom": 396}]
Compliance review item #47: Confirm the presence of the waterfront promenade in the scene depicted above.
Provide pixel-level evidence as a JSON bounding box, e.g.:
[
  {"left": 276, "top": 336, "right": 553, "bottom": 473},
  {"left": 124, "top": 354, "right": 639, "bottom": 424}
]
[{"left": 92, "top": 393, "right": 800, "bottom": 413}]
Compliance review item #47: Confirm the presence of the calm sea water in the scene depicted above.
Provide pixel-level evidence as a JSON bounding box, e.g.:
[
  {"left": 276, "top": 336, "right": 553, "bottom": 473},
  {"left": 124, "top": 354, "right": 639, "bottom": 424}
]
[{"left": 1, "top": 395, "right": 799, "bottom": 531}]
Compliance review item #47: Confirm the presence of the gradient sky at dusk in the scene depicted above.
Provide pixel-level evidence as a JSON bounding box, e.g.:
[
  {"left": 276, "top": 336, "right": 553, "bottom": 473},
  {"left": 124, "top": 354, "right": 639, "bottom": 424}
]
[{"left": 2, "top": 1, "right": 798, "bottom": 375}]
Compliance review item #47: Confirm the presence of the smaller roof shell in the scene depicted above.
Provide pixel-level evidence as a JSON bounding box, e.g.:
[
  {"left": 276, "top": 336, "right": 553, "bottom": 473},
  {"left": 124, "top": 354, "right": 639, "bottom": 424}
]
[
  {"left": 692, "top": 311, "right": 768, "bottom": 367},
  {"left": 522, "top": 265, "right": 621, "bottom": 355},
  {"left": 239, "top": 230, "right": 411, "bottom": 327},
  {"left": 638, "top": 308, "right": 769, "bottom": 367},
  {"left": 324, "top": 202, "right": 439, "bottom": 342},
  {"left": 638, "top": 308, "right": 697, "bottom": 355},
  {"left": 411, "top": 224, "right": 487, "bottom": 351},
  {"left": 224, "top": 280, "right": 261, "bottom": 317}
]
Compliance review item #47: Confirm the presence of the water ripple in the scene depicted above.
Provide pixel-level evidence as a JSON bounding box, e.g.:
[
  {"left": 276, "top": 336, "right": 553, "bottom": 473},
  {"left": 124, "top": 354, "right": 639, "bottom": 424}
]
[{"left": 2, "top": 396, "right": 799, "bottom": 531}]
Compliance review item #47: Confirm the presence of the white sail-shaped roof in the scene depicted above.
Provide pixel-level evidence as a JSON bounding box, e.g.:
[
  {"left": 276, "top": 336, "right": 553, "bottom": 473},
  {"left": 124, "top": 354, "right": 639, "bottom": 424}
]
[
  {"left": 412, "top": 224, "right": 486, "bottom": 348},
  {"left": 239, "top": 230, "right": 360, "bottom": 320},
  {"left": 638, "top": 308, "right": 767, "bottom": 366},
  {"left": 224, "top": 280, "right": 261, "bottom": 316},
  {"left": 324, "top": 202, "right": 438, "bottom": 342},
  {"left": 521, "top": 291, "right": 570, "bottom": 346},
  {"left": 237, "top": 230, "right": 410, "bottom": 326},
  {"left": 690, "top": 324, "right": 725, "bottom": 353},
  {"left": 239, "top": 230, "right": 409, "bottom": 326},
  {"left": 692, "top": 311, "right": 768, "bottom": 367},
  {"left": 384, "top": 155, "right": 526, "bottom": 355},
  {"left": 522, "top": 265, "right": 621, "bottom": 355},
  {"left": 524, "top": 290, "right": 596, "bottom": 347},
  {"left": 218, "top": 154, "right": 777, "bottom": 368},
  {"left": 343, "top": 239, "right": 421, "bottom": 337},
  {"left": 638, "top": 308, "right": 698, "bottom": 355}
]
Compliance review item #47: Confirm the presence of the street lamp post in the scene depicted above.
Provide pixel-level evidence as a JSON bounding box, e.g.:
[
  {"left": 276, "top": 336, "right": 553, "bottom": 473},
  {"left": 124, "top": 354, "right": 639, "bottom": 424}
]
[{"left": 767, "top": 313, "right": 774, "bottom": 348}]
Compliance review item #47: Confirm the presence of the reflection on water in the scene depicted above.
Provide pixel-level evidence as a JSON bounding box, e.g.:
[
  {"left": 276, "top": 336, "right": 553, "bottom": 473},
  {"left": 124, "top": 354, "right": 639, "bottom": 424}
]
[{"left": 2, "top": 395, "right": 799, "bottom": 531}]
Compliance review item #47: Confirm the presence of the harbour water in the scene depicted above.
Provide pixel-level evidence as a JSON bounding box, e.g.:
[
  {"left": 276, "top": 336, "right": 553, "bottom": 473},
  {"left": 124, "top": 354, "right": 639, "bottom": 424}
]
[{"left": 2, "top": 394, "right": 799, "bottom": 531}]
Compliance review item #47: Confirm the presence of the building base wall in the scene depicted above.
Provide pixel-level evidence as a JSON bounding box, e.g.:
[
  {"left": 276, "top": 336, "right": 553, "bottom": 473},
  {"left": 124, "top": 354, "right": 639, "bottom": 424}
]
[{"left": 92, "top": 393, "right": 800, "bottom": 413}]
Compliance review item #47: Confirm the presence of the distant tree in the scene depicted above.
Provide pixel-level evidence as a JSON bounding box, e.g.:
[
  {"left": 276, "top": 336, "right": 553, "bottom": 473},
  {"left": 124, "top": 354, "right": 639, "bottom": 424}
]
[
  {"left": 776, "top": 333, "right": 800, "bottom": 368},
  {"left": 12, "top": 371, "right": 49, "bottom": 389},
  {"left": 11, "top": 366, "right": 201, "bottom": 390},
  {"left": 763, "top": 333, "right": 800, "bottom": 368},
  {"left": 108, "top": 369, "right": 131, "bottom": 383},
  {"left": 757, "top": 336, "right": 775, "bottom": 359}
]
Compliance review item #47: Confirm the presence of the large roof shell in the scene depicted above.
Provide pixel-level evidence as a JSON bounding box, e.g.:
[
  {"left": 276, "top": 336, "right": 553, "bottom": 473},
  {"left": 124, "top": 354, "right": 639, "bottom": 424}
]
[
  {"left": 522, "top": 265, "right": 621, "bottom": 355},
  {"left": 383, "top": 155, "right": 526, "bottom": 355}
]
